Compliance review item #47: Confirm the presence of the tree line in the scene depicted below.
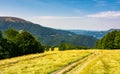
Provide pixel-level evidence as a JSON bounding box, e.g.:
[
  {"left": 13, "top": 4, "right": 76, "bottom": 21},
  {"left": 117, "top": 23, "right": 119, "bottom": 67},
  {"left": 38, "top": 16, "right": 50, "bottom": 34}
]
[
  {"left": 1, "top": 28, "right": 119, "bottom": 59},
  {"left": 0, "top": 28, "right": 90, "bottom": 60},
  {"left": 95, "top": 30, "right": 120, "bottom": 49},
  {"left": 0, "top": 28, "right": 44, "bottom": 59}
]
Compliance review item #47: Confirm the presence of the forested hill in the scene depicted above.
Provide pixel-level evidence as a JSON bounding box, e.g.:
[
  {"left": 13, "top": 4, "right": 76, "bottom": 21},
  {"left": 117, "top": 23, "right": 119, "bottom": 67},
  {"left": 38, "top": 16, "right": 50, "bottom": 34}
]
[
  {"left": 0, "top": 17, "right": 97, "bottom": 47},
  {"left": 95, "top": 30, "right": 120, "bottom": 49}
]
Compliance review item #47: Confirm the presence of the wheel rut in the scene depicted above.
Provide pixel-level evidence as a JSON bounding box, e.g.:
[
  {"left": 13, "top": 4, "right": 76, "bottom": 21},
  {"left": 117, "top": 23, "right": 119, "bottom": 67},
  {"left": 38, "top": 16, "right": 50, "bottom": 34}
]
[{"left": 52, "top": 51, "right": 102, "bottom": 74}]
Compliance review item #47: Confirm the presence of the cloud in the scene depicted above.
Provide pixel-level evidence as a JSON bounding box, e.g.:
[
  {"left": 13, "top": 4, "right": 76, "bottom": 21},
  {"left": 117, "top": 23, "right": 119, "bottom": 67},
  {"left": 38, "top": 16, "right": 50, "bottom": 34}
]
[
  {"left": 34, "top": 16, "right": 83, "bottom": 19},
  {"left": 87, "top": 11, "right": 120, "bottom": 18},
  {"left": 28, "top": 14, "right": 120, "bottom": 31}
]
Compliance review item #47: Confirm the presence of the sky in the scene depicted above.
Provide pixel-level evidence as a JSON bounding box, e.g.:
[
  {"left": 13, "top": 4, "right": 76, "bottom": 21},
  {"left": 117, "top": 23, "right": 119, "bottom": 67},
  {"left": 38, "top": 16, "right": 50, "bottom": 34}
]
[{"left": 0, "top": 0, "right": 120, "bottom": 30}]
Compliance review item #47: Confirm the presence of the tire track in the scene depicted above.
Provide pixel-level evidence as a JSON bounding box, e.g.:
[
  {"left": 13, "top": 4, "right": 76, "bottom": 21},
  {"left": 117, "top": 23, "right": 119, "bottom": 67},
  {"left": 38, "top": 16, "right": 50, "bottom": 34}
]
[
  {"left": 76, "top": 51, "right": 102, "bottom": 74},
  {"left": 52, "top": 53, "right": 93, "bottom": 74},
  {"left": 52, "top": 51, "right": 102, "bottom": 74}
]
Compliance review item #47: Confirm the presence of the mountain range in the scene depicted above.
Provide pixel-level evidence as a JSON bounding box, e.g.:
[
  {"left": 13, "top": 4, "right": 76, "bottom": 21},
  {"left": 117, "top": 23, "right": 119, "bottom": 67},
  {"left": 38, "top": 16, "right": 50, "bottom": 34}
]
[
  {"left": 0, "top": 17, "right": 97, "bottom": 47},
  {"left": 68, "top": 29, "right": 120, "bottom": 39}
]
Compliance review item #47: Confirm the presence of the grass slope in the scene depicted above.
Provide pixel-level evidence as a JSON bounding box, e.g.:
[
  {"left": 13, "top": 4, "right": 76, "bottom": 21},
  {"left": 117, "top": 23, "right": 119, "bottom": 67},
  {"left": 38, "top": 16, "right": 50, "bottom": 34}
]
[
  {"left": 0, "top": 50, "right": 120, "bottom": 74},
  {"left": 0, "top": 50, "right": 93, "bottom": 74},
  {"left": 78, "top": 50, "right": 120, "bottom": 74}
]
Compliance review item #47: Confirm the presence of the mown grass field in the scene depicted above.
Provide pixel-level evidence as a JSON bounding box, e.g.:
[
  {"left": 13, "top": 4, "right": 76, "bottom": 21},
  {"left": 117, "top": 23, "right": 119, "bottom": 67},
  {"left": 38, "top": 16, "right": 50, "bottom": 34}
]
[
  {"left": 78, "top": 50, "right": 120, "bottom": 74},
  {"left": 0, "top": 50, "right": 120, "bottom": 74}
]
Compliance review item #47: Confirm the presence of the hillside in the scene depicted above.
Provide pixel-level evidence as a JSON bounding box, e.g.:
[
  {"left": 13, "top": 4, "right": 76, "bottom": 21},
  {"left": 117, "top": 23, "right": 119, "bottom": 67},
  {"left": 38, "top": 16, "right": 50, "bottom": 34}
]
[
  {"left": 69, "top": 29, "right": 120, "bottom": 39},
  {"left": 0, "top": 50, "right": 120, "bottom": 74},
  {"left": 0, "top": 17, "right": 97, "bottom": 47}
]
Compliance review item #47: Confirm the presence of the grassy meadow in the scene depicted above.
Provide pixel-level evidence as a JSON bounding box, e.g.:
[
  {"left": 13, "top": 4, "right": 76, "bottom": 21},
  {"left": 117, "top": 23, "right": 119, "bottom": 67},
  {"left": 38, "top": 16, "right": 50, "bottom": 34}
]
[
  {"left": 79, "top": 50, "right": 120, "bottom": 74},
  {"left": 0, "top": 50, "right": 120, "bottom": 74}
]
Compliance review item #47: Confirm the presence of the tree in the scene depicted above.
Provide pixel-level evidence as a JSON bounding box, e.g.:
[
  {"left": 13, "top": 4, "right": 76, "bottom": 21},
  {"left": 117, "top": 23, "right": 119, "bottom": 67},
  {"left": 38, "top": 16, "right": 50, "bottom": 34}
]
[
  {"left": 3, "top": 28, "right": 21, "bottom": 57},
  {"left": 3, "top": 28, "right": 44, "bottom": 58},
  {"left": 95, "top": 39, "right": 102, "bottom": 49},
  {"left": 59, "top": 43, "right": 75, "bottom": 50},
  {"left": 4, "top": 28, "right": 19, "bottom": 41},
  {"left": 0, "top": 31, "right": 10, "bottom": 59},
  {"left": 102, "top": 31, "right": 117, "bottom": 49},
  {"left": 95, "top": 30, "right": 120, "bottom": 49},
  {"left": 114, "top": 31, "right": 120, "bottom": 48},
  {"left": 0, "top": 31, "right": 2, "bottom": 38},
  {"left": 14, "top": 31, "right": 44, "bottom": 54}
]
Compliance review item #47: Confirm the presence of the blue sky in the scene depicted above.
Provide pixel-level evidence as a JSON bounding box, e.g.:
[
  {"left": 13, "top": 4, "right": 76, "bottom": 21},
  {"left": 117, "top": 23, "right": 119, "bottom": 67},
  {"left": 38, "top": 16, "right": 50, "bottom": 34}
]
[{"left": 0, "top": 0, "right": 120, "bottom": 30}]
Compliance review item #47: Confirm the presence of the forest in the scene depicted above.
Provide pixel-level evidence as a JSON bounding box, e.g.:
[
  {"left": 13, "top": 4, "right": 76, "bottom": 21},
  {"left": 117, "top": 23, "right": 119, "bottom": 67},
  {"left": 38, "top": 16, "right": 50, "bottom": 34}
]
[{"left": 0, "top": 28, "right": 120, "bottom": 60}]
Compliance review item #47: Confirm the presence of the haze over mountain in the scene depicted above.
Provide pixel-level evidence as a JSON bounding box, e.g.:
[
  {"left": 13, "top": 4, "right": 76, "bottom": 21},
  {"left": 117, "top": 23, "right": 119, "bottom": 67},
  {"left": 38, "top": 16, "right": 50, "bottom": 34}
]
[
  {"left": 68, "top": 29, "right": 120, "bottom": 39},
  {"left": 0, "top": 0, "right": 120, "bottom": 30},
  {"left": 0, "top": 17, "right": 97, "bottom": 47}
]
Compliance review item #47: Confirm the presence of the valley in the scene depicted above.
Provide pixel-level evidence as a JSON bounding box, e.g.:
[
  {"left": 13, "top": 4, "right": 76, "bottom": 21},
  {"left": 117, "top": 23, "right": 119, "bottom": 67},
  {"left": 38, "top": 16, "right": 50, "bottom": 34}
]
[{"left": 0, "top": 0, "right": 120, "bottom": 74}]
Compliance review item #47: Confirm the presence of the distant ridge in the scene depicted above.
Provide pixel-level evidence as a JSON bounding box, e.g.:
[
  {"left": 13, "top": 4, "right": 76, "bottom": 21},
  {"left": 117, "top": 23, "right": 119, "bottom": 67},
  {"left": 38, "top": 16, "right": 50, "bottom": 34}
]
[
  {"left": 68, "top": 29, "right": 120, "bottom": 39},
  {"left": 0, "top": 16, "right": 97, "bottom": 47},
  {"left": 0, "top": 17, "right": 30, "bottom": 23}
]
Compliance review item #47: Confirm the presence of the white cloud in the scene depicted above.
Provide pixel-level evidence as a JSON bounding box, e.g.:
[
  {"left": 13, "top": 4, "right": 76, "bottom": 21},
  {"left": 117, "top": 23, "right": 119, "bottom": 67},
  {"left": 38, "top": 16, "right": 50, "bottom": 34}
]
[
  {"left": 33, "top": 16, "right": 83, "bottom": 19},
  {"left": 28, "top": 15, "right": 120, "bottom": 31},
  {"left": 87, "top": 11, "right": 120, "bottom": 18},
  {"left": 36, "top": 11, "right": 120, "bottom": 20}
]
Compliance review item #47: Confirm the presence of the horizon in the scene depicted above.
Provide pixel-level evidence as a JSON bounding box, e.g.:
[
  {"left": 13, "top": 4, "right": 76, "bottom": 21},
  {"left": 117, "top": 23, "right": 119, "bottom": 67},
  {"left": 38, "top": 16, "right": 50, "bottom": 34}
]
[
  {"left": 0, "top": 16, "right": 119, "bottom": 31},
  {"left": 0, "top": 0, "right": 120, "bottom": 30}
]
